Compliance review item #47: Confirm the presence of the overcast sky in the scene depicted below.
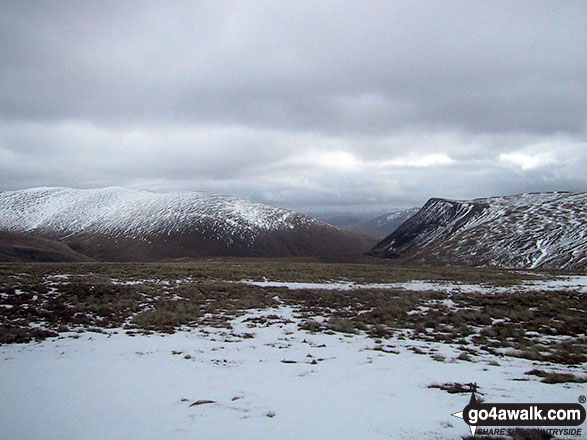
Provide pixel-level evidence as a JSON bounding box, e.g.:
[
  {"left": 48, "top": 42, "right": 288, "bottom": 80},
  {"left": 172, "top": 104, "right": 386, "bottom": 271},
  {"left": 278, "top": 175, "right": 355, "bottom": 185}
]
[{"left": 1, "top": 1, "right": 585, "bottom": 213}]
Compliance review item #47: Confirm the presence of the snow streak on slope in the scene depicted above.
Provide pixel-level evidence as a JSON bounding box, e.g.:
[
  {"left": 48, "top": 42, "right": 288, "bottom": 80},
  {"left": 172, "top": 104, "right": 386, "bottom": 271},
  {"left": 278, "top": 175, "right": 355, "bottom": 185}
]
[
  {"left": 382, "top": 208, "right": 420, "bottom": 224},
  {"left": 0, "top": 187, "right": 321, "bottom": 241},
  {"left": 370, "top": 192, "right": 587, "bottom": 270}
]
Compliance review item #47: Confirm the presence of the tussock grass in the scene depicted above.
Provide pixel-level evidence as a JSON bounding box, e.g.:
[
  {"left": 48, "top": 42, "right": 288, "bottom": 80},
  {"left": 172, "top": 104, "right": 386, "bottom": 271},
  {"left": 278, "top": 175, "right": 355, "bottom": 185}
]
[
  {"left": 0, "top": 260, "right": 584, "bottom": 366},
  {"left": 428, "top": 382, "right": 478, "bottom": 394},
  {"left": 525, "top": 369, "right": 587, "bottom": 384}
]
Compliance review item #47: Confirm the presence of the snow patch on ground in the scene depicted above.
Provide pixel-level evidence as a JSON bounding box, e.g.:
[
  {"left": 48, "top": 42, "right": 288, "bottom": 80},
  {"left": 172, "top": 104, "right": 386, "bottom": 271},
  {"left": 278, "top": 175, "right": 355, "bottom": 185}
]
[
  {"left": 240, "top": 274, "right": 587, "bottom": 294},
  {"left": 1, "top": 305, "right": 584, "bottom": 440}
]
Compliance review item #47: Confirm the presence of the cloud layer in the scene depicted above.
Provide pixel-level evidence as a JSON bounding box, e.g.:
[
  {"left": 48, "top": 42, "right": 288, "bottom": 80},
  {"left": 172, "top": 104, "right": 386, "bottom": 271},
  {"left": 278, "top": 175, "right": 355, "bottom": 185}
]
[{"left": 1, "top": 1, "right": 585, "bottom": 211}]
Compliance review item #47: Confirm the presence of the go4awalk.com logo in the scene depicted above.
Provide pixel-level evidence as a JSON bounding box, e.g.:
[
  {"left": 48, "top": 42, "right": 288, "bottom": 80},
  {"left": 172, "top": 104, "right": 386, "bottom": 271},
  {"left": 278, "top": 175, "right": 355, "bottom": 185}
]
[{"left": 451, "top": 385, "right": 586, "bottom": 437}]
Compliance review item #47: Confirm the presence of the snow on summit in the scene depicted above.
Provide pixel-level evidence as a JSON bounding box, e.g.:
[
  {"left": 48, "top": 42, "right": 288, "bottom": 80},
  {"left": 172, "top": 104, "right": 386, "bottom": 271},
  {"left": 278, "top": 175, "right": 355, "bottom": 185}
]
[
  {"left": 0, "top": 187, "right": 373, "bottom": 260},
  {"left": 371, "top": 192, "right": 587, "bottom": 270},
  {"left": 0, "top": 187, "right": 318, "bottom": 239}
]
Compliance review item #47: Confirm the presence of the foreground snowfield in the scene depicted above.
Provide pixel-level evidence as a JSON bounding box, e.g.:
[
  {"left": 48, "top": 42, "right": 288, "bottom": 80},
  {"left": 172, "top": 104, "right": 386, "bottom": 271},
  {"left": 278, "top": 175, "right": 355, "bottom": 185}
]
[{"left": 1, "top": 304, "right": 584, "bottom": 440}]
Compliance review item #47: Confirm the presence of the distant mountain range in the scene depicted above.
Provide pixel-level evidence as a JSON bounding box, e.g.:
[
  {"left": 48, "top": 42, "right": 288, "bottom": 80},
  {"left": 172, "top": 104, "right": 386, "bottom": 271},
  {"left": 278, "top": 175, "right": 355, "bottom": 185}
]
[
  {"left": 316, "top": 208, "right": 420, "bottom": 239},
  {"left": 370, "top": 192, "right": 586, "bottom": 270},
  {"left": 2, "top": 188, "right": 584, "bottom": 269},
  {"left": 0, "top": 187, "right": 375, "bottom": 261},
  {"left": 347, "top": 209, "right": 420, "bottom": 239}
]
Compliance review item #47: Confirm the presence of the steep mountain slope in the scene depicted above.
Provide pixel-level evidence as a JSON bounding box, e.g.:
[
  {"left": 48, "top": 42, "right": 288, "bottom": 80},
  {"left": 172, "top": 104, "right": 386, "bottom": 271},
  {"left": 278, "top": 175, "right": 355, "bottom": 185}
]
[
  {"left": 0, "top": 231, "right": 93, "bottom": 262},
  {"left": 345, "top": 208, "right": 420, "bottom": 239},
  {"left": 0, "top": 187, "right": 375, "bottom": 261},
  {"left": 369, "top": 192, "right": 586, "bottom": 270}
]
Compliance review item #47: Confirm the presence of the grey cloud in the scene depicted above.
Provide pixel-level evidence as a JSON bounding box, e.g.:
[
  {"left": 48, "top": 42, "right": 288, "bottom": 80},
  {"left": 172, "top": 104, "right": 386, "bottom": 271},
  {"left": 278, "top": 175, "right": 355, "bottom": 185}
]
[
  {"left": 1, "top": 1, "right": 585, "bottom": 134},
  {"left": 0, "top": 1, "right": 585, "bottom": 212},
  {"left": 1, "top": 118, "right": 585, "bottom": 208}
]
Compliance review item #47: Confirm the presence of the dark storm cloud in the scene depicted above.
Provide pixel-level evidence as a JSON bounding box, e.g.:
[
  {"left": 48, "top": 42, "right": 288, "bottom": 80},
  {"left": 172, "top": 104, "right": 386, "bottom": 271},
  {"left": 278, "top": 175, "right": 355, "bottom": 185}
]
[{"left": 0, "top": 1, "right": 585, "bottom": 210}]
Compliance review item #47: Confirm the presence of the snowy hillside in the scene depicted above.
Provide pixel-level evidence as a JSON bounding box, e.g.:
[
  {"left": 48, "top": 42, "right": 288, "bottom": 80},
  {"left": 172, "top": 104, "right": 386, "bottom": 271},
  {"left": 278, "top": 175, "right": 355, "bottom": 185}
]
[
  {"left": 0, "top": 187, "right": 374, "bottom": 260},
  {"left": 0, "top": 187, "right": 317, "bottom": 238},
  {"left": 370, "top": 192, "right": 587, "bottom": 270}
]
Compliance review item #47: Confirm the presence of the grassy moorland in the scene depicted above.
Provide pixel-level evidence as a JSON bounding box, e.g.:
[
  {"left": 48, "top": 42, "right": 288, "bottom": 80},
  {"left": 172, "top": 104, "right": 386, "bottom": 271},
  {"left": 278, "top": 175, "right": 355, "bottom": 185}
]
[
  {"left": 0, "top": 259, "right": 585, "bottom": 374},
  {"left": 1, "top": 259, "right": 586, "bottom": 440}
]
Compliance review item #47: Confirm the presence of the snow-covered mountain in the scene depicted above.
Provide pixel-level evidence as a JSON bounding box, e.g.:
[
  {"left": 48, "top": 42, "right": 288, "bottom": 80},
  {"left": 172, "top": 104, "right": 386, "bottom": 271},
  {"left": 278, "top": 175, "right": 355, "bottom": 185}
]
[
  {"left": 370, "top": 192, "right": 587, "bottom": 270},
  {"left": 0, "top": 187, "right": 375, "bottom": 261}
]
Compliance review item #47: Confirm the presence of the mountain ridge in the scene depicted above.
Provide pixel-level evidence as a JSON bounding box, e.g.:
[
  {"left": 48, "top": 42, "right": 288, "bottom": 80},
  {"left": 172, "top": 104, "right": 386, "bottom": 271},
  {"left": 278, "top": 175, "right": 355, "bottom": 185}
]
[
  {"left": 369, "top": 192, "right": 586, "bottom": 270},
  {"left": 0, "top": 187, "right": 375, "bottom": 261},
  {"left": 0, "top": 230, "right": 94, "bottom": 262}
]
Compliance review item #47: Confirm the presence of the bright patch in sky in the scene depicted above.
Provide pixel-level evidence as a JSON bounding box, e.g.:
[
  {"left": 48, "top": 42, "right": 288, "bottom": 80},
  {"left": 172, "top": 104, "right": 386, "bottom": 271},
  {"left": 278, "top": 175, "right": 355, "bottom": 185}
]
[
  {"left": 380, "top": 154, "right": 454, "bottom": 168},
  {"left": 499, "top": 152, "right": 555, "bottom": 170},
  {"left": 0, "top": 1, "right": 585, "bottom": 208},
  {"left": 303, "top": 151, "right": 360, "bottom": 171}
]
